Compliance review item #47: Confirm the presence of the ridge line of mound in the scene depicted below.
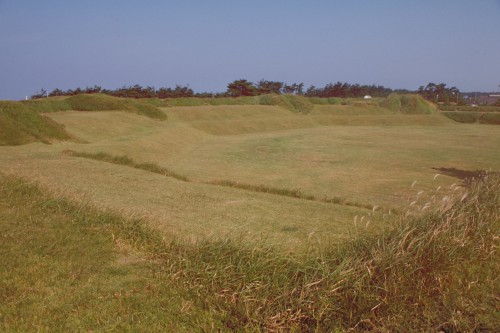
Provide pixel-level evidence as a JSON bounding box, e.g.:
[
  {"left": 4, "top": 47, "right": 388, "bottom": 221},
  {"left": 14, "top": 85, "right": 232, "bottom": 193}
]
[{"left": 0, "top": 94, "right": 167, "bottom": 145}]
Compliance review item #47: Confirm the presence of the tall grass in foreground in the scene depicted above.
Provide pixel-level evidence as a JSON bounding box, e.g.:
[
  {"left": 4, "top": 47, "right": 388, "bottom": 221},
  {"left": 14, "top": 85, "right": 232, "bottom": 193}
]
[
  {"left": 162, "top": 175, "right": 500, "bottom": 332},
  {"left": 1, "top": 172, "right": 498, "bottom": 331}
]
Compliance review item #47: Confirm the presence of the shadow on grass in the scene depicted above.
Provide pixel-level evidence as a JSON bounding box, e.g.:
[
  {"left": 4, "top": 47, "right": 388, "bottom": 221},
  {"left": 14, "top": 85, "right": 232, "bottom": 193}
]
[{"left": 432, "top": 167, "right": 498, "bottom": 185}]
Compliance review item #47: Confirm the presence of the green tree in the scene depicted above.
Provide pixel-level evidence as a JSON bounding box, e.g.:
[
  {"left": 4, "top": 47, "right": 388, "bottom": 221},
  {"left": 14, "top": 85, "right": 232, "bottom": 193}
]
[
  {"left": 256, "top": 80, "right": 283, "bottom": 95},
  {"left": 283, "top": 82, "right": 304, "bottom": 95},
  {"left": 418, "top": 82, "right": 462, "bottom": 103},
  {"left": 48, "top": 88, "right": 65, "bottom": 97},
  {"left": 227, "top": 79, "right": 257, "bottom": 97}
]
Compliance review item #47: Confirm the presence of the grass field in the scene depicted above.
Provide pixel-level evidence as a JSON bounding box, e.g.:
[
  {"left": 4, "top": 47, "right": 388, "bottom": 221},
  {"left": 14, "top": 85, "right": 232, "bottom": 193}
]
[
  {"left": 34, "top": 104, "right": 500, "bottom": 210},
  {"left": 1, "top": 97, "right": 500, "bottom": 244},
  {"left": 1, "top": 94, "right": 499, "bottom": 331},
  {"left": 1, "top": 171, "right": 498, "bottom": 332}
]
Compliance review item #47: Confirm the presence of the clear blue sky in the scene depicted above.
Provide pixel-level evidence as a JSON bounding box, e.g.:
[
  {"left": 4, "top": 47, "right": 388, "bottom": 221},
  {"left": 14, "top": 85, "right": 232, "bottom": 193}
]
[{"left": 1, "top": 0, "right": 499, "bottom": 100}]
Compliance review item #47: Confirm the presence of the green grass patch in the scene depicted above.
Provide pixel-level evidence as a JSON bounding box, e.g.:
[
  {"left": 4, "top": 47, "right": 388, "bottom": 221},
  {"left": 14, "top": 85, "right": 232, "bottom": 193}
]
[
  {"left": 441, "top": 111, "right": 500, "bottom": 125},
  {"left": 0, "top": 95, "right": 166, "bottom": 145},
  {"left": 162, "top": 94, "right": 314, "bottom": 113},
  {"left": 163, "top": 97, "right": 209, "bottom": 107},
  {"left": 1, "top": 173, "right": 498, "bottom": 331},
  {"left": 63, "top": 150, "right": 375, "bottom": 210},
  {"left": 308, "top": 97, "right": 342, "bottom": 105},
  {"left": 5, "top": 94, "right": 167, "bottom": 120},
  {"left": 0, "top": 101, "right": 70, "bottom": 145},
  {"left": 209, "top": 179, "right": 316, "bottom": 199},
  {"left": 380, "top": 94, "right": 435, "bottom": 114},
  {"left": 309, "top": 95, "right": 433, "bottom": 115},
  {"left": 480, "top": 112, "right": 500, "bottom": 124},
  {"left": 209, "top": 179, "right": 374, "bottom": 210},
  {"left": 441, "top": 111, "right": 479, "bottom": 123},
  {"left": 278, "top": 94, "right": 314, "bottom": 113},
  {"left": 63, "top": 150, "right": 188, "bottom": 181},
  {"left": 19, "top": 98, "right": 72, "bottom": 112},
  {"left": 256, "top": 94, "right": 314, "bottom": 113},
  {"left": 64, "top": 94, "right": 167, "bottom": 120},
  {"left": 161, "top": 96, "right": 262, "bottom": 107},
  {"left": 0, "top": 174, "right": 212, "bottom": 332},
  {"left": 439, "top": 105, "right": 500, "bottom": 112}
]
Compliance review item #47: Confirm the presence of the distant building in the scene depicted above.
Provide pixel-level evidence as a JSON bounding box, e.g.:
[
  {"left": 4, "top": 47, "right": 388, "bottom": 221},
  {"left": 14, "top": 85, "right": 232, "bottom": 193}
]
[{"left": 477, "top": 94, "right": 500, "bottom": 105}]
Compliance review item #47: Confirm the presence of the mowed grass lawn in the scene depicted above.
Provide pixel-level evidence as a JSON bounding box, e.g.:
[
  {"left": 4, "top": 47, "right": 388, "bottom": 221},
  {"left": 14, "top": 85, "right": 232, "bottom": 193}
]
[
  {"left": 167, "top": 122, "right": 500, "bottom": 207},
  {"left": 0, "top": 104, "right": 499, "bottom": 248},
  {"left": 48, "top": 106, "right": 500, "bottom": 208}
]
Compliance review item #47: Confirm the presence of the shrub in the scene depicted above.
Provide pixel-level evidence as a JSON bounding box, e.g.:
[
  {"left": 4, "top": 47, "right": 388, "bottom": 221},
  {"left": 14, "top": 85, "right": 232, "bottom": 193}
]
[
  {"left": 441, "top": 111, "right": 478, "bottom": 123},
  {"left": 479, "top": 112, "right": 500, "bottom": 124}
]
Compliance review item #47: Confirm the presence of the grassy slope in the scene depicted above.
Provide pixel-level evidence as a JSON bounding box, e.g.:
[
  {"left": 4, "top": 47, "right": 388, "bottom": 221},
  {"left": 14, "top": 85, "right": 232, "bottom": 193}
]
[
  {"left": 0, "top": 144, "right": 371, "bottom": 249},
  {"left": 0, "top": 93, "right": 435, "bottom": 146},
  {"left": 17, "top": 94, "right": 167, "bottom": 120},
  {"left": 63, "top": 149, "right": 373, "bottom": 209},
  {"left": 45, "top": 107, "right": 499, "bottom": 209},
  {"left": 0, "top": 94, "right": 166, "bottom": 145},
  {"left": 0, "top": 175, "right": 215, "bottom": 332},
  {"left": 162, "top": 94, "right": 314, "bottom": 113},
  {"left": 380, "top": 93, "right": 435, "bottom": 114},
  {"left": 165, "top": 123, "right": 500, "bottom": 208},
  {"left": 0, "top": 101, "right": 70, "bottom": 145},
  {"left": 441, "top": 111, "right": 500, "bottom": 124},
  {"left": 435, "top": 102, "right": 500, "bottom": 124},
  {"left": 1, "top": 173, "right": 498, "bottom": 332},
  {"left": 1, "top": 100, "right": 498, "bottom": 243},
  {"left": 4, "top": 92, "right": 496, "bottom": 146},
  {"left": 1, "top": 93, "right": 499, "bottom": 330}
]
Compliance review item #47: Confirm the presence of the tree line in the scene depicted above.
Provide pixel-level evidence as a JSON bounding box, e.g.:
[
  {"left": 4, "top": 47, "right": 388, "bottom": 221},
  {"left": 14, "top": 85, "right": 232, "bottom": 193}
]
[
  {"left": 31, "top": 84, "right": 197, "bottom": 99},
  {"left": 31, "top": 80, "right": 401, "bottom": 100},
  {"left": 417, "top": 83, "right": 463, "bottom": 104},
  {"left": 31, "top": 80, "right": 466, "bottom": 103}
]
